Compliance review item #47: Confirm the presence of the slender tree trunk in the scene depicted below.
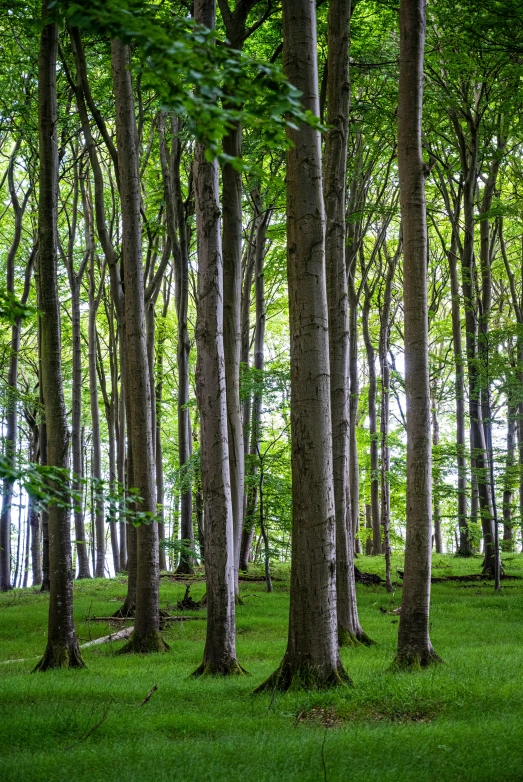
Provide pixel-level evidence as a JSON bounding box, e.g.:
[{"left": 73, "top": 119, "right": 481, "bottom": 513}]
[
  {"left": 503, "top": 405, "right": 516, "bottom": 550},
  {"left": 191, "top": 0, "right": 243, "bottom": 676},
  {"left": 394, "top": 0, "right": 439, "bottom": 668},
  {"left": 88, "top": 251, "right": 105, "bottom": 579},
  {"left": 324, "top": 0, "right": 369, "bottom": 646},
  {"left": 347, "top": 280, "right": 360, "bottom": 552},
  {"left": 242, "top": 204, "right": 271, "bottom": 574},
  {"left": 38, "top": 323, "right": 50, "bottom": 593},
  {"left": 34, "top": 5, "right": 84, "bottom": 669},
  {"left": 431, "top": 392, "right": 443, "bottom": 554},
  {"left": 448, "top": 234, "right": 471, "bottom": 555},
  {"left": 239, "top": 225, "right": 255, "bottom": 571},
  {"left": 112, "top": 39, "right": 166, "bottom": 652},
  {"left": 256, "top": 0, "right": 349, "bottom": 691},
  {"left": 362, "top": 292, "right": 381, "bottom": 556},
  {"left": 0, "top": 148, "right": 33, "bottom": 591}
]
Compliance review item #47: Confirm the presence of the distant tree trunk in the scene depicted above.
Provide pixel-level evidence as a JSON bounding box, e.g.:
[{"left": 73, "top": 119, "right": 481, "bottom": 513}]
[
  {"left": 38, "top": 321, "right": 50, "bottom": 593},
  {"left": 192, "top": 0, "right": 242, "bottom": 676},
  {"left": 239, "top": 220, "right": 256, "bottom": 571},
  {"left": 365, "top": 505, "right": 372, "bottom": 555},
  {"left": 158, "top": 113, "right": 195, "bottom": 574},
  {"left": 379, "top": 245, "right": 397, "bottom": 591},
  {"left": 347, "top": 279, "right": 360, "bottom": 553},
  {"left": 362, "top": 286, "right": 381, "bottom": 556},
  {"left": 431, "top": 392, "right": 443, "bottom": 554},
  {"left": 88, "top": 222, "right": 105, "bottom": 580},
  {"left": 394, "top": 0, "right": 439, "bottom": 668},
  {"left": 447, "top": 229, "right": 472, "bottom": 555},
  {"left": 241, "top": 201, "right": 271, "bottom": 574},
  {"left": 324, "top": 0, "right": 370, "bottom": 646},
  {"left": 112, "top": 39, "right": 166, "bottom": 653},
  {"left": 117, "top": 381, "right": 127, "bottom": 572},
  {"left": 503, "top": 405, "right": 516, "bottom": 550},
  {"left": 256, "top": 0, "right": 349, "bottom": 691},
  {"left": 0, "top": 147, "right": 33, "bottom": 591},
  {"left": 34, "top": 4, "right": 84, "bottom": 670}
]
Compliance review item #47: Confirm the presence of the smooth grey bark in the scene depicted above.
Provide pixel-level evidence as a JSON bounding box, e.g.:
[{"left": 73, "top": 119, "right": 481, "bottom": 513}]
[
  {"left": 446, "top": 217, "right": 471, "bottom": 555},
  {"left": 34, "top": 5, "right": 84, "bottom": 670},
  {"left": 218, "top": 0, "right": 260, "bottom": 591},
  {"left": 241, "top": 199, "right": 271, "bottom": 574},
  {"left": 362, "top": 283, "right": 380, "bottom": 556},
  {"left": 37, "top": 320, "right": 50, "bottom": 593},
  {"left": 347, "top": 277, "right": 360, "bottom": 552},
  {"left": 394, "top": 0, "right": 439, "bottom": 668},
  {"left": 112, "top": 39, "right": 166, "bottom": 653},
  {"left": 431, "top": 390, "right": 443, "bottom": 553},
  {"left": 379, "top": 242, "right": 398, "bottom": 591},
  {"left": 256, "top": 0, "right": 349, "bottom": 691},
  {"left": 192, "top": 0, "right": 242, "bottom": 676},
  {"left": 0, "top": 145, "right": 33, "bottom": 591},
  {"left": 503, "top": 405, "right": 516, "bottom": 550},
  {"left": 86, "top": 202, "right": 105, "bottom": 579},
  {"left": 324, "top": 0, "right": 369, "bottom": 646},
  {"left": 239, "top": 217, "right": 256, "bottom": 571},
  {"left": 158, "top": 113, "right": 194, "bottom": 574},
  {"left": 64, "top": 170, "right": 90, "bottom": 580}
]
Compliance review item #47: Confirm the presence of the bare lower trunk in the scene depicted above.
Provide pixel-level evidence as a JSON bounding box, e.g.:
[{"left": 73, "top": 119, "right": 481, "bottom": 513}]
[
  {"left": 112, "top": 39, "right": 165, "bottom": 653},
  {"left": 34, "top": 5, "right": 84, "bottom": 669},
  {"left": 89, "top": 252, "right": 105, "bottom": 579},
  {"left": 394, "top": 0, "right": 439, "bottom": 668},
  {"left": 348, "top": 284, "right": 360, "bottom": 553},
  {"left": 256, "top": 0, "right": 349, "bottom": 691}
]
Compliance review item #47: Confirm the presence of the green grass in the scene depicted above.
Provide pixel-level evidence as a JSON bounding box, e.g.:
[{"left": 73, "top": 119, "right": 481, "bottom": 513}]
[{"left": 1, "top": 553, "right": 523, "bottom": 781}]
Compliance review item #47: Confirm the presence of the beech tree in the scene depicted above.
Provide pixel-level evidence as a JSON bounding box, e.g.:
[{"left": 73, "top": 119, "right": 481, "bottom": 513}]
[
  {"left": 256, "top": 0, "right": 349, "bottom": 691},
  {"left": 394, "top": 0, "right": 439, "bottom": 668}
]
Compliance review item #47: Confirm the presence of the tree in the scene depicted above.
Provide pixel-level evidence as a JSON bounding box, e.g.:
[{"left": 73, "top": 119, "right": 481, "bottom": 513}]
[
  {"left": 394, "top": 0, "right": 440, "bottom": 669},
  {"left": 112, "top": 38, "right": 166, "bottom": 654},
  {"left": 192, "top": 0, "right": 243, "bottom": 677},
  {"left": 255, "top": 0, "right": 350, "bottom": 691},
  {"left": 34, "top": 2, "right": 84, "bottom": 671}
]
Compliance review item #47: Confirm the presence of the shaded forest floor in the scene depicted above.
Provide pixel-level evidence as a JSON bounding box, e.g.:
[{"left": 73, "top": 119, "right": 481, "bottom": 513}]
[{"left": 1, "top": 553, "right": 523, "bottom": 781}]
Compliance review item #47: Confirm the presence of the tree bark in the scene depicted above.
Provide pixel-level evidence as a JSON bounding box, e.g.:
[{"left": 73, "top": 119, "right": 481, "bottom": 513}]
[
  {"left": 34, "top": 4, "right": 84, "bottom": 670},
  {"left": 394, "top": 0, "right": 439, "bottom": 668},
  {"left": 362, "top": 286, "right": 381, "bottom": 556},
  {"left": 112, "top": 39, "right": 166, "bottom": 653},
  {"left": 431, "top": 391, "right": 443, "bottom": 554},
  {"left": 324, "top": 0, "right": 370, "bottom": 646},
  {"left": 503, "top": 405, "right": 516, "bottom": 550},
  {"left": 192, "top": 0, "right": 243, "bottom": 676},
  {"left": 256, "top": 0, "right": 349, "bottom": 691}
]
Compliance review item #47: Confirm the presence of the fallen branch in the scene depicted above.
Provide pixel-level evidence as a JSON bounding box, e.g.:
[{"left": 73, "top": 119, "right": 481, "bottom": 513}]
[
  {"left": 140, "top": 684, "right": 158, "bottom": 707},
  {"left": 63, "top": 703, "right": 111, "bottom": 751},
  {"left": 80, "top": 626, "right": 134, "bottom": 648}
]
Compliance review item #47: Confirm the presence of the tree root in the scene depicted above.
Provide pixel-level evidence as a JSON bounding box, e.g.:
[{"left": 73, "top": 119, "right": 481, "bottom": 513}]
[
  {"left": 191, "top": 658, "right": 248, "bottom": 677},
  {"left": 115, "top": 631, "right": 170, "bottom": 655},
  {"left": 390, "top": 647, "right": 443, "bottom": 671},
  {"left": 253, "top": 660, "right": 352, "bottom": 693},
  {"left": 33, "top": 642, "right": 86, "bottom": 672},
  {"left": 338, "top": 625, "right": 375, "bottom": 648}
]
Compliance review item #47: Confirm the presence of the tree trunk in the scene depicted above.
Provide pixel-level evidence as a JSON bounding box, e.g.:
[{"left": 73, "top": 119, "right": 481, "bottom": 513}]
[
  {"left": 0, "top": 147, "right": 33, "bottom": 591},
  {"left": 503, "top": 405, "right": 516, "bottom": 550},
  {"left": 34, "top": 5, "right": 84, "bottom": 669},
  {"left": 448, "top": 231, "right": 471, "bottom": 555},
  {"left": 88, "top": 240, "right": 105, "bottom": 579},
  {"left": 394, "top": 0, "right": 439, "bottom": 668},
  {"left": 112, "top": 39, "right": 166, "bottom": 653},
  {"left": 431, "top": 392, "right": 443, "bottom": 554},
  {"left": 191, "top": 0, "right": 242, "bottom": 676},
  {"left": 242, "top": 202, "right": 271, "bottom": 575},
  {"left": 347, "top": 280, "right": 360, "bottom": 553},
  {"left": 324, "top": 0, "right": 370, "bottom": 646},
  {"left": 362, "top": 290, "right": 381, "bottom": 556},
  {"left": 256, "top": 0, "right": 349, "bottom": 691}
]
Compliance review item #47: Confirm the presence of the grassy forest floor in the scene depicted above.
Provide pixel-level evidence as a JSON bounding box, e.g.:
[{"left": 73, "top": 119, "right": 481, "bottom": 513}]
[{"left": 1, "top": 553, "right": 523, "bottom": 781}]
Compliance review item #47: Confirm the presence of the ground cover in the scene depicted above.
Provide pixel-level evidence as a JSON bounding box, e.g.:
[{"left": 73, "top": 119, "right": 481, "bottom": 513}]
[{"left": 1, "top": 553, "right": 523, "bottom": 782}]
